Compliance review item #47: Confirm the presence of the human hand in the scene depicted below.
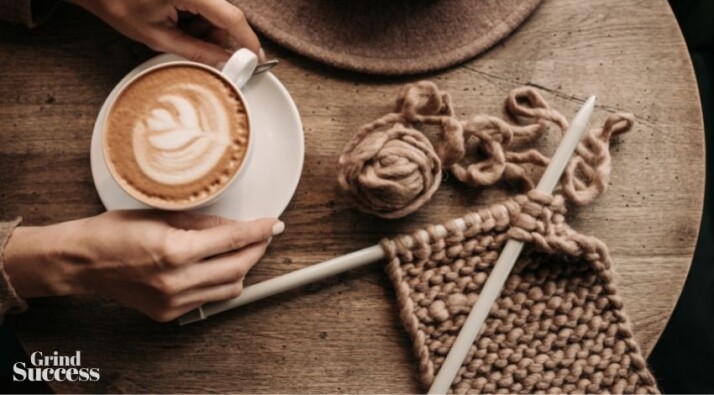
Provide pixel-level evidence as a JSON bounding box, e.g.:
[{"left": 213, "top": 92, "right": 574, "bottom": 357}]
[
  {"left": 68, "top": 0, "right": 262, "bottom": 65},
  {"left": 4, "top": 210, "right": 284, "bottom": 322}
]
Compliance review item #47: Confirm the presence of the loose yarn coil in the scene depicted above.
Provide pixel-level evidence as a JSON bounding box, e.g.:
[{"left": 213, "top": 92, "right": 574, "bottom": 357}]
[{"left": 338, "top": 81, "right": 635, "bottom": 218}]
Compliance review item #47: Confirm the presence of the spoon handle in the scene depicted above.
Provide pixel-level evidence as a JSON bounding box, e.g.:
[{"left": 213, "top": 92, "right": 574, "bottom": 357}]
[{"left": 253, "top": 59, "right": 279, "bottom": 75}]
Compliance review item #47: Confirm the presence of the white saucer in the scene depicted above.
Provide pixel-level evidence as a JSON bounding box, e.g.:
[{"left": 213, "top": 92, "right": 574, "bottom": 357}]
[{"left": 90, "top": 54, "right": 304, "bottom": 220}]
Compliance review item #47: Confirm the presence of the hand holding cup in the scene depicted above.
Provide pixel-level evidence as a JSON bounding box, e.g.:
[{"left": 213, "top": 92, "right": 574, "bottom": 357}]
[
  {"left": 68, "top": 0, "right": 265, "bottom": 65},
  {"left": 5, "top": 211, "right": 285, "bottom": 322}
]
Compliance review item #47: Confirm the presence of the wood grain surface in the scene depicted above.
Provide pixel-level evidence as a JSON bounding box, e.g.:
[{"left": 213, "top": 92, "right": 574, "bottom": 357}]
[{"left": 1, "top": 0, "right": 704, "bottom": 392}]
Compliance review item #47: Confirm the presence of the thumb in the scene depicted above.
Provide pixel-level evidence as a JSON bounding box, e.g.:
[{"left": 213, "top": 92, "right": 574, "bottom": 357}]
[
  {"left": 185, "top": 217, "right": 285, "bottom": 261},
  {"left": 150, "top": 27, "right": 230, "bottom": 66}
]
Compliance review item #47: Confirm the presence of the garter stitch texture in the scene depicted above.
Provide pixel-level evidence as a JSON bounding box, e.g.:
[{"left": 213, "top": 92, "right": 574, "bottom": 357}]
[
  {"left": 338, "top": 82, "right": 635, "bottom": 218},
  {"left": 380, "top": 190, "right": 659, "bottom": 393}
]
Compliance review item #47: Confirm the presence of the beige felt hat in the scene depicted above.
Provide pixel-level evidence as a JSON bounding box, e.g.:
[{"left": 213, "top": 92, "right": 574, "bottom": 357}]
[{"left": 231, "top": 0, "right": 543, "bottom": 75}]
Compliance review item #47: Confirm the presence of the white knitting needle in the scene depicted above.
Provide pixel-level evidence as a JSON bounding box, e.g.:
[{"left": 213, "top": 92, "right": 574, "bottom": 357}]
[
  {"left": 178, "top": 218, "right": 466, "bottom": 325},
  {"left": 427, "top": 96, "right": 596, "bottom": 394},
  {"left": 178, "top": 97, "right": 595, "bottom": 329}
]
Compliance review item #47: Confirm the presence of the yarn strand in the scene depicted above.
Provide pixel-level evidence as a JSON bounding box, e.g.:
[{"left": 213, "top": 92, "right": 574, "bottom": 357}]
[{"left": 338, "top": 82, "right": 634, "bottom": 218}]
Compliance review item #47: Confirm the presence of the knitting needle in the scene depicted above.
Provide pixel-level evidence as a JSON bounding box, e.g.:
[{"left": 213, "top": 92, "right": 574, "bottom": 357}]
[
  {"left": 178, "top": 218, "right": 466, "bottom": 325},
  {"left": 426, "top": 96, "right": 596, "bottom": 394},
  {"left": 178, "top": 97, "right": 595, "bottom": 327}
]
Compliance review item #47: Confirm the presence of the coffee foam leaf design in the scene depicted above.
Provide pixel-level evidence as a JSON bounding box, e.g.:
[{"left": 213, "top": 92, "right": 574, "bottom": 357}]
[
  {"left": 146, "top": 108, "right": 178, "bottom": 131},
  {"left": 133, "top": 84, "right": 231, "bottom": 186},
  {"left": 148, "top": 128, "right": 204, "bottom": 151}
]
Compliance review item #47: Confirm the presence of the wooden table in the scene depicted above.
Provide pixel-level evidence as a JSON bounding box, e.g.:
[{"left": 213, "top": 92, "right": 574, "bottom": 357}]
[{"left": 1, "top": 0, "right": 703, "bottom": 392}]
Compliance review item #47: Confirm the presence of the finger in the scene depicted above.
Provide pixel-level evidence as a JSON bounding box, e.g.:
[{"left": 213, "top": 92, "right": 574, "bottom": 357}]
[
  {"left": 150, "top": 301, "right": 203, "bottom": 323},
  {"left": 183, "top": 19, "right": 235, "bottom": 52},
  {"left": 164, "top": 240, "right": 269, "bottom": 292},
  {"left": 180, "top": 218, "right": 282, "bottom": 261},
  {"left": 177, "top": 0, "right": 261, "bottom": 55},
  {"left": 171, "top": 301, "right": 204, "bottom": 321},
  {"left": 164, "top": 211, "right": 233, "bottom": 230},
  {"left": 150, "top": 27, "right": 231, "bottom": 65},
  {"left": 206, "top": 27, "right": 235, "bottom": 50},
  {"left": 171, "top": 279, "right": 245, "bottom": 307}
]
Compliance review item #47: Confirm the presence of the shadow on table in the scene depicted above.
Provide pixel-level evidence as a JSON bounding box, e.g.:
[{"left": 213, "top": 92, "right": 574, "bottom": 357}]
[{"left": 0, "top": 320, "right": 52, "bottom": 393}]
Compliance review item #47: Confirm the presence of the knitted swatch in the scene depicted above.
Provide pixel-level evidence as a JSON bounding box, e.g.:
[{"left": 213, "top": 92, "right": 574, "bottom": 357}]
[{"left": 380, "top": 191, "right": 659, "bottom": 393}]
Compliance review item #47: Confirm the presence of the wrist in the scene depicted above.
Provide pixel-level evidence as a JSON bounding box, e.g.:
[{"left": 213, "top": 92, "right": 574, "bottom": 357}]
[{"left": 3, "top": 220, "right": 88, "bottom": 298}]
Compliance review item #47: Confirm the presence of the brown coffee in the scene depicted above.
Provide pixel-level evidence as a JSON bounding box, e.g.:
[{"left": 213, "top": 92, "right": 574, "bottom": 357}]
[{"left": 104, "top": 64, "right": 250, "bottom": 209}]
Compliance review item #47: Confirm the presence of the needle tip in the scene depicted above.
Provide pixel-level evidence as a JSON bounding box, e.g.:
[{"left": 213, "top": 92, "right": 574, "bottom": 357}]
[
  {"left": 585, "top": 95, "right": 596, "bottom": 107},
  {"left": 572, "top": 95, "right": 596, "bottom": 130}
]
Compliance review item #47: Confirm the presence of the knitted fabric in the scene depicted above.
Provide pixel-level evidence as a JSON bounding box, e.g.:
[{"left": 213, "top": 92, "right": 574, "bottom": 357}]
[
  {"left": 379, "top": 192, "right": 659, "bottom": 394},
  {"left": 0, "top": 218, "right": 28, "bottom": 324}
]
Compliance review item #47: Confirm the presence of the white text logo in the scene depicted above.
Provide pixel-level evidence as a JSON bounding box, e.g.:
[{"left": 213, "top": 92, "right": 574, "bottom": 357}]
[{"left": 13, "top": 351, "right": 100, "bottom": 382}]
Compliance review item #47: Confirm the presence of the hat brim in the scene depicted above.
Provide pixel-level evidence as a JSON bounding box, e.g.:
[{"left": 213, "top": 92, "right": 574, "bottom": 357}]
[{"left": 232, "top": 0, "right": 543, "bottom": 75}]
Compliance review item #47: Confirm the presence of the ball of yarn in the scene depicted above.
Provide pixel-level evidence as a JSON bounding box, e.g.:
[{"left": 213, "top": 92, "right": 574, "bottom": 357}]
[{"left": 338, "top": 123, "right": 442, "bottom": 219}]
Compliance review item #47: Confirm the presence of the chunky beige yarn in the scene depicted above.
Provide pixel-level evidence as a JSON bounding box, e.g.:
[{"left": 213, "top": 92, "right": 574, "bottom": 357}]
[
  {"left": 339, "top": 82, "right": 656, "bottom": 392},
  {"left": 380, "top": 191, "right": 659, "bottom": 394},
  {"left": 338, "top": 81, "right": 635, "bottom": 218},
  {"left": 337, "top": 119, "right": 442, "bottom": 219}
]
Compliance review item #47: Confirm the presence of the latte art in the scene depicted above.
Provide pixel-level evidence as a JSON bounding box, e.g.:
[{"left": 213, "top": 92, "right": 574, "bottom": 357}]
[
  {"left": 133, "top": 84, "right": 231, "bottom": 185},
  {"left": 104, "top": 64, "right": 250, "bottom": 209}
]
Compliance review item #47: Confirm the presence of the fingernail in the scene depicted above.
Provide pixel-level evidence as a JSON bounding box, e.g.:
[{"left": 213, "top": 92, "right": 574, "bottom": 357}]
[
  {"left": 258, "top": 48, "right": 267, "bottom": 62},
  {"left": 215, "top": 61, "right": 226, "bottom": 69},
  {"left": 272, "top": 221, "right": 285, "bottom": 236}
]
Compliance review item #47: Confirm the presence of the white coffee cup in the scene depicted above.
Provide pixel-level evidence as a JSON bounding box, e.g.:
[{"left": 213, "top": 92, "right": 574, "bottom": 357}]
[{"left": 101, "top": 49, "right": 258, "bottom": 210}]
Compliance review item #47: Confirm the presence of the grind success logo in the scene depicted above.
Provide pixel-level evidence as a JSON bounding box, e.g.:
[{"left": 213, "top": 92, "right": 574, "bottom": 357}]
[{"left": 13, "top": 351, "right": 100, "bottom": 382}]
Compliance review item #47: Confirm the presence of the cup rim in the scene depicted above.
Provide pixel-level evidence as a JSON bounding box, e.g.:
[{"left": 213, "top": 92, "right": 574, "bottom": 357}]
[{"left": 101, "top": 60, "right": 254, "bottom": 211}]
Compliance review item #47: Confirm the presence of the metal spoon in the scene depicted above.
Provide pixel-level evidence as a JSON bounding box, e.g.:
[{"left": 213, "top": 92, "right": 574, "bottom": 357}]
[{"left": 253, "top": 59, "right": 279, "bottom": 75}]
